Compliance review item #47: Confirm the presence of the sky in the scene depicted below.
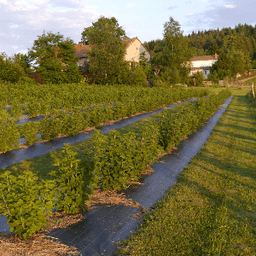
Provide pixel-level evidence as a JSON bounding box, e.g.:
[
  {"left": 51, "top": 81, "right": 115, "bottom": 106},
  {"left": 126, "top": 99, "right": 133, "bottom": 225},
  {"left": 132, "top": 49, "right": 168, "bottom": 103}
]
[{"left": 1, "top": 0, "right": 256, "bottom": 57}]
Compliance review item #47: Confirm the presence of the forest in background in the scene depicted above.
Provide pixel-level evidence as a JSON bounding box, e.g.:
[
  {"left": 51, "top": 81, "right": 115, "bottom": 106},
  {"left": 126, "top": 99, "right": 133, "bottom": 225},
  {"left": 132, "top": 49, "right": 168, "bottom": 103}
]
[{"left": 145, "top": 23, "right": 256, "bottom": 83}]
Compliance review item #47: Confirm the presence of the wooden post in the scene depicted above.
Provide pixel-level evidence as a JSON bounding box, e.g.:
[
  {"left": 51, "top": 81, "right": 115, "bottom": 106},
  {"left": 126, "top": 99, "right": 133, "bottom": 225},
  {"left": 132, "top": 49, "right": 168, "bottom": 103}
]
[{"left": 252, "top": 83, "right": 255, "bottom": 99}]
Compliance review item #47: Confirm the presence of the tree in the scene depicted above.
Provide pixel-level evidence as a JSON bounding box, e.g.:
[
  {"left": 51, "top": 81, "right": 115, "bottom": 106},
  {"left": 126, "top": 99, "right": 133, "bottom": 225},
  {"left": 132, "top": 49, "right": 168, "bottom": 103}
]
[
  {"left": 13, "top": 53, "right": 31, "bottom": 76},
  {"left": 28, "top": 31, "right": 82, "bottom": 84},
  {"left": 196, "top": 71, "right": 205, "bottom": 85},
  {"left": 0, "top": 53, "right": 27, "bottom": 83},
  {"left": 80, "top": 16, "right": 130, "bottom": 84},
  {"left": 153, "top": 17, "right": 192, "bottom": 85},
  {"left": 81, "top": 16, "right": 126, "bottom": 45}
]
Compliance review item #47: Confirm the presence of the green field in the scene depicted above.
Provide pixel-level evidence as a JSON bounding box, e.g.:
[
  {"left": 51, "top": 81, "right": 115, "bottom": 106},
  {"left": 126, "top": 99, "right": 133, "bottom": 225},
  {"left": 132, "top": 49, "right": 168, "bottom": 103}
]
[{"left": 116, "top": 88, "right": 256, "bottom": 255}]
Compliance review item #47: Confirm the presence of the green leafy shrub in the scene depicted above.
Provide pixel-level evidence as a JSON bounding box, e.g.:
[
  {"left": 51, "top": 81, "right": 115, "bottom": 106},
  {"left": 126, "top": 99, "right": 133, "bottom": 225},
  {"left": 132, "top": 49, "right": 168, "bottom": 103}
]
[
  {"left": 0, "top": 108, "right": 11, "bottom": 122},
  {"left": 0, "top": 120, "right": 20, "bottom": 153},
  {"left": 194, "top": 71, "right": 205, "bottom": 86},
  {"left": 90, "top": 125, "right": 161, "bottom": 190},
  {"left": 0, "top": 170, "right": 55, "bottom": 240},
  {"left": 0, "top": 85, "right": 211, "bottom": 152},
  {"left": 50, "top": 144, "right": 94, "bottom": 214},
  {"left": 40, "top": 110, "right": 63, "bottom": 140},
  {"left": 19, "top": 121, "right": 40, "bottom": 145},
  {"left": 159, "top": 89, "right": 231, "bottom": 151},
  {"left": 10, "top": 100, "right": 24, "bottom": 119}
]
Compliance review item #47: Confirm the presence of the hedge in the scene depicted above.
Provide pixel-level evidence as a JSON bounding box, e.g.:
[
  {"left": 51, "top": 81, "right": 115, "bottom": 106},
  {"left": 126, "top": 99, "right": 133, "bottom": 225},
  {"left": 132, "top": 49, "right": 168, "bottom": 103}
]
[{"left": 0, "top": 86, "right": 210, "bottom": 153}]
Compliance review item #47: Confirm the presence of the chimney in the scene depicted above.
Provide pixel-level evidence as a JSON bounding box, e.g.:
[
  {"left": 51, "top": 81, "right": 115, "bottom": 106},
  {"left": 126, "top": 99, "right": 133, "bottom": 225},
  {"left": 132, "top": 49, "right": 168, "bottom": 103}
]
[{"left": 215, "top": 53, "right": 218, "bottom": 59}]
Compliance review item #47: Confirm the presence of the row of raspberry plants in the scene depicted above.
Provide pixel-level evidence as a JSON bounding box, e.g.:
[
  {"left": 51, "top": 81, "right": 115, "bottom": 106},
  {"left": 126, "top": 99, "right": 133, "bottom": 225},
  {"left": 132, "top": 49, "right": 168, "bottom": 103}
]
[
  {"left": 0, "top": 81, "right": 209, "bottom": 120},
  {"left": 0, "top": 88, "right": 209, "bottom": 153},
  {"left": 0, "top": 90, "right": 231, "bottom": 240}
]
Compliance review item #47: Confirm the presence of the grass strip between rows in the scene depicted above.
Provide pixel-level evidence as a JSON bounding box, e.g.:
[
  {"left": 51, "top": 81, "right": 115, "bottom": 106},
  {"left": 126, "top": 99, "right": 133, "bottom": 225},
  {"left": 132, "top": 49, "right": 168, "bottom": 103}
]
[{"left": 116, "top": 91, "right": 256, "bottom": 255}]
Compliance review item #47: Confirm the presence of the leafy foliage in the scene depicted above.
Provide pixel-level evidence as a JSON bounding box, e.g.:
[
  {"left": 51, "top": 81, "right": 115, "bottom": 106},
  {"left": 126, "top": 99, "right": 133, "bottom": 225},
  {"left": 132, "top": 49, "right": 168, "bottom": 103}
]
[
  {"left": 0, "top": 84, "right": 210, "bottom": 153},
  {"left": 0, "top": 170, "right": 55, "bottom": 240},
  {"left": 90, "top": 125, "right": 161, "bottom": 190},
  {"left": 147, "top": 22, "right": 256, "bottom": 82},
  {"left": 0, "top": 89, "right": 231, "bottom": 240},
  {"left": 0, "top": 54, "right": 27, "bottom": 83},
  {"left": 0, "top": 120, "right": 20, "bottom": 153},
  {"left": 28, "top": 31, "right": 82, "bottom": 84},
  {"left": 193, "top": 71, "right": 205, "bottom": 86},
  {"left": 50, "top": 144, "right": 94, "bottom": 214},
  {"left": 159, "top": 89, "right": 231, "bottom": 151},
  {"left": 81, "top": 17, "right": 130, "bottom": 84},
  {"left": 150, "top": 17, "right": 193, "bottom": 85},
  {"left": 83, "top": 89, "right": 230, "bottom": 191}
]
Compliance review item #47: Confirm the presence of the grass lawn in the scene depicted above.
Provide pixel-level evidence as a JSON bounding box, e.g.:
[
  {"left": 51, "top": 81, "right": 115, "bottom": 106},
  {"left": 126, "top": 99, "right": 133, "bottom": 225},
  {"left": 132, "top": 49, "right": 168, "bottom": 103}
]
[{"left": 116, "top": 89, "right": 256, "bottom": 255}]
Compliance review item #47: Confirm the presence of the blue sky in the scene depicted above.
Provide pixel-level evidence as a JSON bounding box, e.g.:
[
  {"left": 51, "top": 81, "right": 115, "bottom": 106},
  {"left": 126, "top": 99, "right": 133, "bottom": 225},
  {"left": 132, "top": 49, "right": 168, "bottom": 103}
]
[{"left": 1, "top": 0, "right": 256, "bottom": 56}]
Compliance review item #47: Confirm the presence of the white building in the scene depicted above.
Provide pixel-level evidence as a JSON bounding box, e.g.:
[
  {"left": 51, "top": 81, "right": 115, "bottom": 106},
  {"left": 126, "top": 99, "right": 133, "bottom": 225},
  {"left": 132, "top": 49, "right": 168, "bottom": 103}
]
[{"left": 190, "top": 53, "right": 218, "bottom": 78}]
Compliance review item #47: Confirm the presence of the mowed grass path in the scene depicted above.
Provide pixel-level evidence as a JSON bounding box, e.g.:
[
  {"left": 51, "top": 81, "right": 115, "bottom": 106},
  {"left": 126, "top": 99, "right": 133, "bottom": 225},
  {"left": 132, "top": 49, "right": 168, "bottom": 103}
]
[{"left": 116, "top": 91, "right": 256, "bottom": 255}]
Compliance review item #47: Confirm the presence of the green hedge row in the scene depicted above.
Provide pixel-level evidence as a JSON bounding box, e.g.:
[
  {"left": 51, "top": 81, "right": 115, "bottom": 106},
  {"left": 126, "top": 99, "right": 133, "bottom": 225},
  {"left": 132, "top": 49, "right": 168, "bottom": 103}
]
[
  {"left": 0, "top": 82, "right": 209, "bottom": 120},
  {"left": 0, "top": 89, "right": 231, "bottom": 239},
  {"left": 88, "top": 89, "right": 231, "bottom": 191},
  {"left": 0, "top": 87, "right": 209, "bottom": 153}
]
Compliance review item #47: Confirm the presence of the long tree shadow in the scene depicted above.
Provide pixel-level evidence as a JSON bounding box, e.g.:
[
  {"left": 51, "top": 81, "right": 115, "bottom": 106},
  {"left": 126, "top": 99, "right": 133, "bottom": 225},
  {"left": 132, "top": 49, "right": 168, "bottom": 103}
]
[
  {"left": 214, "top": 123, "right": 256, "bottom": 134},
  {"left": 212, "top": 140, "right": 256, "bottom": 156},
  {"left": 213, "top": 129, "right": 256, "bottom": 142},
  {"left": 196, "top": 148, "right": 256, "bottom": 180},
  {"left": 179, "top": 169, "right": 256, "bottom": 231}
]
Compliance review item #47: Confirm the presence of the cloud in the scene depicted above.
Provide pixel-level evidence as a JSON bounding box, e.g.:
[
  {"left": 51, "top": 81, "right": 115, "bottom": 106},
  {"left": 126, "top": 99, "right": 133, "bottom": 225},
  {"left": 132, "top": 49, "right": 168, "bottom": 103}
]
[
  {"left": 184, "top": 0, "right": 256, "bottom": 34},
  {"left": 222, "top": 5, "right": 236, "bottom": 9},
  {"left": 168, "top": 6, "right": 177, "bottom": 11},
  {"left": 0, "top": 0, "right": 109, "bottom": 56},
  {"left": 185, "top": 13, "right": 193, "bottom": 17},
  {"left": 128, "top": 4, "right": 136, "bottom": 8},
  {"left": 9, "top": 24, "right": 20, "bottom": 29}
]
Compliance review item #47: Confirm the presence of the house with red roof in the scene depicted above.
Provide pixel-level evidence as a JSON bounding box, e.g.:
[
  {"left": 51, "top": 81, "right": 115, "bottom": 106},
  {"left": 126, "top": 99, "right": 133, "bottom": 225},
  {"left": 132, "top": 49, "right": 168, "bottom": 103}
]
[
  {"left": 189, "top": 53, "right": 218, "bottom": 78},
  {"left": 73, "top": 37, "right": 151, "bottom": 72}
]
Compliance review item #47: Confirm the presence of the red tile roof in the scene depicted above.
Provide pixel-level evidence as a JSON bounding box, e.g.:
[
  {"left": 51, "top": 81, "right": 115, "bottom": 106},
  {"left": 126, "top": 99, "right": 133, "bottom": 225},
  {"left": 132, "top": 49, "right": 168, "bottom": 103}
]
[
  {"left": 74, "top": 44, "right": 92, "bottom": 58},
  {"left": 122, "top": 37, "right": 137, "bottom": 48}
]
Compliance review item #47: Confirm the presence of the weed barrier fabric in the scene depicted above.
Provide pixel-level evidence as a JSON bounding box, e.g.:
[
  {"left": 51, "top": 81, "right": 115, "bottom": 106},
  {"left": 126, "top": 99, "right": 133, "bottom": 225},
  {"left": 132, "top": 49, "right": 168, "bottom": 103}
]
[
  {"left": 0, "top": 96, "right": 232, "bottom": 254},
  {"left": 15, "top": 115, "right": 45, "bottom": 125},
  {"left": 0, "top": 98, "right": 196, "bottom": 169}
]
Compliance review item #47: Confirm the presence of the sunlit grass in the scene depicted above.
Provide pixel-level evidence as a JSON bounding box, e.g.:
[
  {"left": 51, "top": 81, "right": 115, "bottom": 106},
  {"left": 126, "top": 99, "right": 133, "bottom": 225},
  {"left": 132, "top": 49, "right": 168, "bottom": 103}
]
[{"left": 116, "top": 91, "right": 256, "bottom": 255}]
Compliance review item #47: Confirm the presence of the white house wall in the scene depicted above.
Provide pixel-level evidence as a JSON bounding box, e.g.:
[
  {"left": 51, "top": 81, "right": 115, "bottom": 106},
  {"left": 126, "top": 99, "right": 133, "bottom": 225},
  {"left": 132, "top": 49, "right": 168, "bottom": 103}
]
[
  {"left": 192, "top": 60, "right": 217, "bottom": 68},
  {"left": 124, "top": 39, "right": 150, "bottom": 63}
]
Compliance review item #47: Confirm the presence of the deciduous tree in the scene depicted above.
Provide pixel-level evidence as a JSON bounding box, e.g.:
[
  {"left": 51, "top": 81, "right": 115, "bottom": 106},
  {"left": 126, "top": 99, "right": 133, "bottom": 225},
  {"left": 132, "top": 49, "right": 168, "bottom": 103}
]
[
  {"left": 0, "top": 53, "right": 27, "bottom": 83},
  {"left": 153, "top": 17, "right": 192, "bottom": 85},
  {"left": 80, "top": 16, "right": 130, "bottom": 84},
  {"left": 28, "top": 31, "right": 82, "bottom": 84}
]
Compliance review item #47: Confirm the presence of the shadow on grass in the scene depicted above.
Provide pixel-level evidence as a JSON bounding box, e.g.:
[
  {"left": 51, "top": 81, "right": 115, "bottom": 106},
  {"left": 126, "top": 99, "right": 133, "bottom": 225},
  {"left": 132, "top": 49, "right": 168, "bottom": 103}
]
[
  {"left": 212, "top": 139, "right": 256, "bottom": 156},
  {"left": 213, "top": 129, "right": 256, "bottom": 142},
  {"left": 179, "top": 165, "right": 256, "bottom": 228}
]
